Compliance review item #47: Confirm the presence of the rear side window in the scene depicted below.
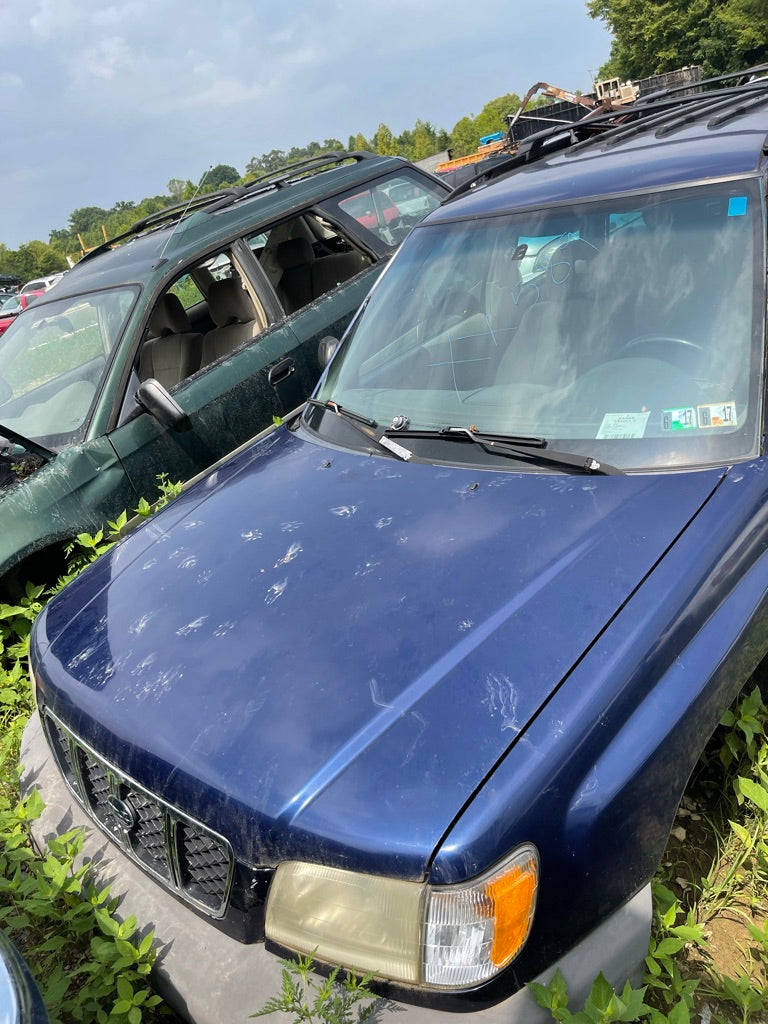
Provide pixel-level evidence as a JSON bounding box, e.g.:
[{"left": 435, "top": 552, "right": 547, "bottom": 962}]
[{"left": 327, "top": 171, "right": 446, "bottom": 247}]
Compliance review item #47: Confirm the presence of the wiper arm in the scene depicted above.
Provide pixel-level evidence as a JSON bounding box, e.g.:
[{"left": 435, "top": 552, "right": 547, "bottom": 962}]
[
  {"left": 306, "top": 397, "right": 377, "bottom": 428},
  {"left": 0, "top": 422, "right": 55, "bottom": 463},
  {"left": 305, "top": 398, "right": 412, "bottom": 461},
  {"left": 383, "top": 425, "right": 624, "bottom": 475}
]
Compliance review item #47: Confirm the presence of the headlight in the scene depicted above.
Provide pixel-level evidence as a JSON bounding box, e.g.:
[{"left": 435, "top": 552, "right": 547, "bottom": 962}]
[{"left": 265, "top": 844, "right": 538, "bottom": 989}]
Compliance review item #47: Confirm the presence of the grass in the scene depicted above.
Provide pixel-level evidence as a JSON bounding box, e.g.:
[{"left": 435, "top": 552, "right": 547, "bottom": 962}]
[{"left": 0, "top": 487, "right": 767, "bottom": 1023}]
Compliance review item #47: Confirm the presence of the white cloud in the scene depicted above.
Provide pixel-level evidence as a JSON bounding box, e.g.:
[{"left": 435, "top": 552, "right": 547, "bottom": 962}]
[
  {"left": 80, "top": 36, "right": 134, "bottom": 80},
  {"left": 0, "top": 0, "right": 612, "bottom": 247},
  {"left": 28, "top": 0, "right": 79, "bottom": 41}
]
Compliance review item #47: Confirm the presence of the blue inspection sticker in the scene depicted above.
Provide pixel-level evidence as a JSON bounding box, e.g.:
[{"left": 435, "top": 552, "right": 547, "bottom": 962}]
[
  {"left": 661, "top": 407, "right": 696, "bottom": 431},
  {"left": 728, "top": 196, "right": 748, "bottom": 217}
]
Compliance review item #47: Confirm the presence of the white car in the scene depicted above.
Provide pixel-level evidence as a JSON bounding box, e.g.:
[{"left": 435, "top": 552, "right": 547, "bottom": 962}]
[{"left": 19, "top": 273, "right": 66, "bottom": 295}]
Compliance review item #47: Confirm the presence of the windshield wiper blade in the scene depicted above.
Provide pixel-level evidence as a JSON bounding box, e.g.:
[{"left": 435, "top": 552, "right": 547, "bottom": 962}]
[
  {"left": 0, "top": 423, "right": 55, "bottom": 462},
  {"left": 383, "top": 425, "right": 624, "bottom": 475},
  {"left": 392, "top": 426, "right": 548, "bottom": 447},
  {"left": 306, "top": 397, "right": 378, "bottom": 428},
  {"left": 305, "top": 398, "right": 412, "bottom": 461}
]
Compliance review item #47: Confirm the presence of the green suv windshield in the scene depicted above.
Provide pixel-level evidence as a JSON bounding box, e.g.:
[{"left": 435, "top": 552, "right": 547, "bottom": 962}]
[
  {"left": 0, "top": 287, "right": 136, "bottom": 447},
  {"left": 316, "top": 180, "right": 764, "bottom": 472}
]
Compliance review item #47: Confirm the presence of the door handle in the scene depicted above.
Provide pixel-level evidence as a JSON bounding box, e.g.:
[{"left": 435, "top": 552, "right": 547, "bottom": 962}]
[{"left": 268, "top": 357, "right": 295, "bottom": 386}]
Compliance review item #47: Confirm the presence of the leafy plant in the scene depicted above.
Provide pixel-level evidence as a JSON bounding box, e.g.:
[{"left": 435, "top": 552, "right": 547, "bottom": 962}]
[
  {"left": 0, "top": 474, "right": 183, "bottom": 1024},
  {"left": 0, "top": 784, "right": 163, "bottom": 1024},
  {"left": 253, "top": 954, "right": 379, "bottom": 1024},
  {"left": 133, "top": 473, "right": 183, "bottom": 519},
  {"left": 528, "top": 969, "right": 651, "bottom": 1024}
]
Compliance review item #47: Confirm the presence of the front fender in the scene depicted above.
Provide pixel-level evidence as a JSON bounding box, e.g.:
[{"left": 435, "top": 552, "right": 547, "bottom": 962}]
[
  {"left": 0, "top": 438, "right": 134, "bottom": 588},
  {"left": 430, "top": 461, "right": 768, "bottom": 993}
]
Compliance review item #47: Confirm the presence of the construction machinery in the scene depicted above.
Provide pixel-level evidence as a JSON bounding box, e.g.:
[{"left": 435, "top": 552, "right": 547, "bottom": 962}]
[{"left": 435, "top": 67, "right": 702, "bottom": 177}]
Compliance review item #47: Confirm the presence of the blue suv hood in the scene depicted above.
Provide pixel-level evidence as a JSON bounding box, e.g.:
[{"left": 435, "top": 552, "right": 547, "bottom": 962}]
[{"left": 34, "top": 429, "right": 724, "bottom": 877}]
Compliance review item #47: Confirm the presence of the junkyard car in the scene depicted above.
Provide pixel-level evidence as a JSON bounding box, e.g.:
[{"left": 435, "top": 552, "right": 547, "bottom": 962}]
[
  {"left": 0, "top": 153, "right": 448, "bottom": 594},
  {"left": 22, "top": 71, "right": 768, "bottom": 1022},
  {"left": 0, "top": 291, "right": 45, "bottom": 336}
]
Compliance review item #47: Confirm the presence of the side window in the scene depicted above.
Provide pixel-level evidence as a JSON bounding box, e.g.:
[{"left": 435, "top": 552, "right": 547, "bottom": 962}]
[
  {"left": 249, "top": 214, "right": 372, "bottom": 316},
  {"left": 168, "top": 273, "right": 204, "bottom": 311},
  {"left": 136, "top": 251, "right": 268, "bottom": 395},
  {"left": 329, "top": 172, "right": 446, "bottom": 247}
]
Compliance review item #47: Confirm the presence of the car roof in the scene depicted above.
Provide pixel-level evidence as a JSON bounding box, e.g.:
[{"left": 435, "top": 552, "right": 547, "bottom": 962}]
[
  {"left": 41, "top": 153, "right": 420, "bottom": 300},
  {"left": 427, "top": 73, "right": 768, "bottom": 223}
]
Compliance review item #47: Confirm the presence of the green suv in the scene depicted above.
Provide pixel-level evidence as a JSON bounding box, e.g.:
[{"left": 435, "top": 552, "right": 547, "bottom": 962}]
[{"left": 0, "top": 152, "right": 449, "bottom": 594}]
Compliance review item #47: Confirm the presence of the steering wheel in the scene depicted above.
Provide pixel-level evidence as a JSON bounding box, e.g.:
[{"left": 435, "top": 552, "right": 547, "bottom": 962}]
[
  {"left": 617, "top": 334, "right": 704, "bottom": 371},
  {"left": 386, "top": 217, "right": 412, "bottom": 244}
]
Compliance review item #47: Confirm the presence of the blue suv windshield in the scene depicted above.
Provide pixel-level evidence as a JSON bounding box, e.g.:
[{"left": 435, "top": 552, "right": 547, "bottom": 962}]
[{"left": 317, "top": 180, "right": 764, "bottom": 471}]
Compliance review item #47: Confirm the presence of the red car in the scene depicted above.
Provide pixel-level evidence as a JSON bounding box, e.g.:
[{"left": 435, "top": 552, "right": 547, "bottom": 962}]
[{"left": 0, "top": 291, "right": 44, "bottom": 336}]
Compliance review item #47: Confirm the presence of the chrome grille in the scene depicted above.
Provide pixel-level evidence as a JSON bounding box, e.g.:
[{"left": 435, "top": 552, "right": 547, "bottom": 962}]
[{"left": 42, "top": 710, "right": 233, "bottom": 918}]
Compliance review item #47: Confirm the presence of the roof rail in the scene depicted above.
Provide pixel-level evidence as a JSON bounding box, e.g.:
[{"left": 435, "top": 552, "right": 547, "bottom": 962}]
[
  {"left": 202, "top": 151, "right": 376, "bottom": 214},
  {"left": 635, "top": 61, "right": 768, "bottom": 106},
  {"left": 444, "top": 114, "right": 615, "bottom": 202},
  {"left": 78, "top": 151, "right": 378, "bottom": 264},
  {"left": 443, "top": 67, "right": 768, "bottom": 203}
]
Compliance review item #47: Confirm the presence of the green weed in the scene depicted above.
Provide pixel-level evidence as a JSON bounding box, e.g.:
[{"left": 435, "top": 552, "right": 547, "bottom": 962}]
[
  {"left": 0, "top": 475, "right": 182, "bottom": 1024},
  {"left": 253, "top": 953, "right": 380, "bottom": 1024}
]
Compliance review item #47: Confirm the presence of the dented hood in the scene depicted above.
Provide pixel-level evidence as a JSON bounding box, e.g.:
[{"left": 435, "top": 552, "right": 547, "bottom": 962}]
[{"left": 33, "top": 429, "right": 724, "bottom": 877}]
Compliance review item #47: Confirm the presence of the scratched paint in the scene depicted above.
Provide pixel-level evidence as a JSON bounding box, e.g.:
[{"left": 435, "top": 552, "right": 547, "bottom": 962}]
[
  {"left": 175, "top": 616, "right": 208, "bottom": 636},
  {"left": 265, "top": 579, "right": 288, "bottom": 604},
  {"left": 274, "top": 542, "right": 302, "bottom": 567},
  {"left": 484, "top": 673, "right": 520, "bottom": 733}
]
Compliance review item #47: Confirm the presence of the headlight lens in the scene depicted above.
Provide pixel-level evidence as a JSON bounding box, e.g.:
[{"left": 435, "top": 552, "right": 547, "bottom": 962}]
[{"left": 265, "top": 844, "right": 538, "bottom": 989}]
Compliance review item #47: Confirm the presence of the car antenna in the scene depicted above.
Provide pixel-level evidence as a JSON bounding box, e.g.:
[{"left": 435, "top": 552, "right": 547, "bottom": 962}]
[{"left": 155, "top": 165, "right": 213, "bottom": 265}]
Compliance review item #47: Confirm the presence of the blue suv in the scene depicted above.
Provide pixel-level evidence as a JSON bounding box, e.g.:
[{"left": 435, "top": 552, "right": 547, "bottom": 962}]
[{"left": 23, "top": 68, "right": 768, "bottom": 1022}]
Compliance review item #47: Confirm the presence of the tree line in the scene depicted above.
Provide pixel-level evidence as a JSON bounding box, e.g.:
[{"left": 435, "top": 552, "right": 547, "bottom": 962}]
[
  {"left": 1, "top": 0, "right": 762, "bottom": 282},
  {"left": 0, "top": 117, "right": 458, "bottom": 278}
]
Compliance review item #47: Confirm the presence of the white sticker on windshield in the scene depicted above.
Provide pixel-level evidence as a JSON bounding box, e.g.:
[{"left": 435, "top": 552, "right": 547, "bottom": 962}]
[
  {"left": 697, "top": 402, "right": 737, "bottom": 429},
  {"left": 596, "top": 411, "right": 650, "bottom": 440}
]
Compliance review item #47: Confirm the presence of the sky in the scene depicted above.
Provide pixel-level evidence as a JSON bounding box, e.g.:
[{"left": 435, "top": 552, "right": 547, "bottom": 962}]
[{"left": 0, "top": 0, "right": 611, "bottom": 250}]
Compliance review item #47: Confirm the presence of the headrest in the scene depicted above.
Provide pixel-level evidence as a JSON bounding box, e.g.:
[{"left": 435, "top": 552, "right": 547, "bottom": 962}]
[
  {"left": 275, "top": 238, "right": 315, "bottom": 271},
  {"left": 207, "top": 277, "right": 255, "bottom": 327},
  {"left": 148, "top": 293, "right": 190, "bottom": 336}
]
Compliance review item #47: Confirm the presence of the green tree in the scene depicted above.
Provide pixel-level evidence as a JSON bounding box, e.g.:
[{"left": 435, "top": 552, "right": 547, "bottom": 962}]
[
  {"left": 448, "top": 94, "right": 520, "bottom": 158},
  {"left": 67, "top": 206, "right": 109, "bottom": 238},
  {"left": 246, "top": 149, "right": 288, "bottom": 176},
  {"left": 0, "top": 241, "right": 67, "bottom": 280},
  {"left": 587, "top": 0, "right": 768, "bottom": 79},
  {"left": 374, "top": 122, "right": 398, "bottom": 156},
  {"left": 447, "top": 115, "right": 478, "bottom": 157},
  {"left": 348, "top": 132, "right": 372, "bottom": 152},
  {"left": 167, "top": 178, "right": 189, "bottom": 201},
  {"left": 412, "top": 119, "right": 440, "bottom": 160},
  {"left": 205, "top": 164, "right": 240, "bottom": 189},
  {"left": 474, "top": 93, "right": 519, "bottom": 140}
]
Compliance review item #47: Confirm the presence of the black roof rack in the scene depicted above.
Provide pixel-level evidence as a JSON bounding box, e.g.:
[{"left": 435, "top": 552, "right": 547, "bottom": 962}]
[
  {"left": 78, "top": 151, "right": 377, "bottom": 265},
  {"left": 632, "top": 62, "right": 768, "bottom": 106},
  {"left": 445, "top": 65, "right": 768, "bottom": 204}
]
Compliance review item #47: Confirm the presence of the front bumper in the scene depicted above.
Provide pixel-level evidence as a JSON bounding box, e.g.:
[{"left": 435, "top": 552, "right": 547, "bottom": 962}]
[{"left": 20, "top": 710, "right": 652, "bottom": 1024}]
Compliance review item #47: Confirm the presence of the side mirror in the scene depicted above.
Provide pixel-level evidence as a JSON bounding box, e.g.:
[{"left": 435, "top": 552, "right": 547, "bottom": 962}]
[
  {"left": 136, "top": 379, "right": 191, "bottom": 432},
  {"left": 317, "top": 336, "right": 339, "bottom": 369}
]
